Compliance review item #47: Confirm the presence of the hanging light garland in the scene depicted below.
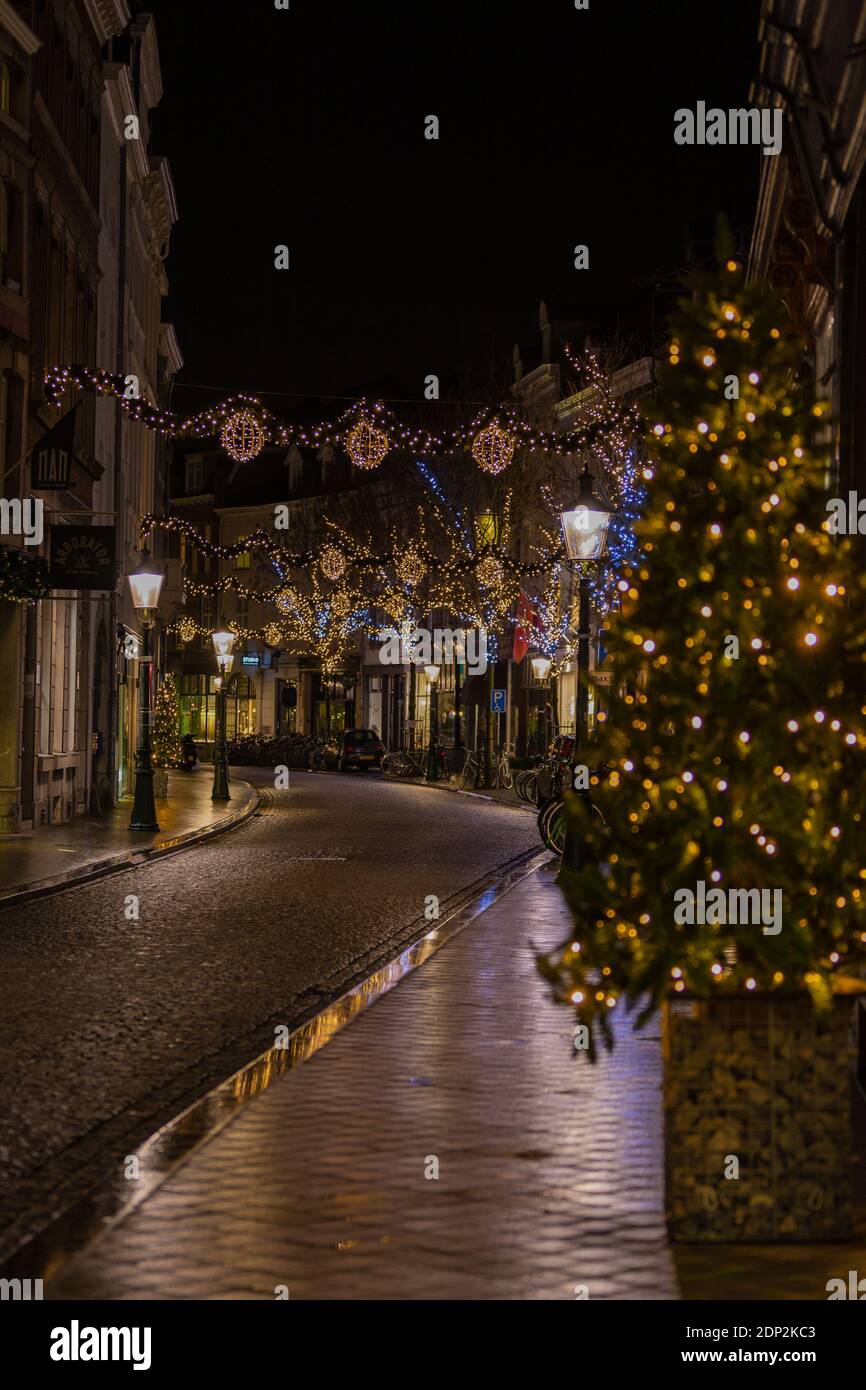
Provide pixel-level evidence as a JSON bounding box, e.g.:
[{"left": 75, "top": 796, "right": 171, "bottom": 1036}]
[
  {"left": 471, "top": 420, "right": 516, "bottom": 475},
  {"left": 345, "top": 417, "right": 390, "bottom": 470},
  {"left": 45, "top": 367, "right": 640, "bottom": 460},
  {"left": 220, "top": 408, "right": 266, "bottom": 463}
]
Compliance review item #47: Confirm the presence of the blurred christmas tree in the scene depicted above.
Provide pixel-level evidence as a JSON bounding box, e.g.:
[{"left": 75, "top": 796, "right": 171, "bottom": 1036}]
[
  {"left": 152, "top": 673, "right": 183, "bottom": 768},
  {"left": 539, "top": 248, "right": 866, "bottom": 1055}
]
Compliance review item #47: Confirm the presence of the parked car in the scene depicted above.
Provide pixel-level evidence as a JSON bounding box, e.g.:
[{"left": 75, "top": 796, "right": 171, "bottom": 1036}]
[{"left": 338, "top": 728, "right": 385, "bottom": 773}]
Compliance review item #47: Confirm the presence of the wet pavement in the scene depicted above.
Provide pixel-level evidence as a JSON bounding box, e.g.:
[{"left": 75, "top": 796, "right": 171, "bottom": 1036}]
[
  {"left": 0, "top": 769, "right": 537, "bottom": 1263},
  {"left": 47, "top": 861, "right": 680, "bottom": 1300},
  {"left": 0, "top": 768, "right": 256, "bottom": 902}
]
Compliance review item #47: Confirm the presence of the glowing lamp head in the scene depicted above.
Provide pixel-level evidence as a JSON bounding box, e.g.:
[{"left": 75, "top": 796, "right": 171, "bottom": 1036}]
[
  {"left": 530, "top": 655, "right": 552, "bottom": 680},
  {"left": 423, "top": 664, "right": 440, "bottom": 684},
  {"left": 212, "top": 623, "right": 236, "bottom": 659},
  {"left": 216, "top": 651, "right": 234, "bottom": 674},
  {"left": 560, "top": 469, "right": 614, "bottom": 561},
  {"left": 127, "top": 550, "right": 164, "bottom": 615}
]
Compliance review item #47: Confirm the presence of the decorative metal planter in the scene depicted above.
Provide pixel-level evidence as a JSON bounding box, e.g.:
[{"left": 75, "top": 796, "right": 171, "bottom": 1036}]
[{"left": 663, "top": 979, "right": 865, "bottom": 1242}]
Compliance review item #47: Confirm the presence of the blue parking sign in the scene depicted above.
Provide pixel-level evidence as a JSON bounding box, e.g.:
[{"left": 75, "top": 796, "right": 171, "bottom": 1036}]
[{"left": 491, "top": 688, "right": 506, "bottom": 713}]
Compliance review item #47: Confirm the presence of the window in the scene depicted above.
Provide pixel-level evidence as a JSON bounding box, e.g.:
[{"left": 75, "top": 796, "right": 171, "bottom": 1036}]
[
  {"left": 235, "top": 551, "right": 251, "bottom": 570},
  {"left": 185, "top": 458, "right": 204, "bottom": 494}
]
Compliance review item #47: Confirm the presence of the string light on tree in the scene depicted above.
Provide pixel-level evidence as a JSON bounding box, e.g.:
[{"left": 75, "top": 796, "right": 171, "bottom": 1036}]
[
  {"left": 319, "top": 544, "right": 347, "bottom": 581},
  {"left": 538, "top": 247, "right": 866, "bottom": 1058}
]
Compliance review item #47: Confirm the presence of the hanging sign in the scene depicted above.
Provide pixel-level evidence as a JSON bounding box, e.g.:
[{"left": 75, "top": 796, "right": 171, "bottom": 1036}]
[
  {"left": 49, "top": 525, "right": 115, "bottom": 590},
  {"left": 31, "top": 407, "right": 79, "bottom": 490}
]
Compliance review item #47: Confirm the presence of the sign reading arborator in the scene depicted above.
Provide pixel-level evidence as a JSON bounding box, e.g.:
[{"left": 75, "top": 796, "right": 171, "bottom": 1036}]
[{"left": 49, "top": 525, "right": 115, "bottom": 590}]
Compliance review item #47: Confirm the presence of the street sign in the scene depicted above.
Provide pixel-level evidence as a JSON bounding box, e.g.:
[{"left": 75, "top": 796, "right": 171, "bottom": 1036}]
[{"left": 491, "top": 688, "right": 506, "bottom": 713}]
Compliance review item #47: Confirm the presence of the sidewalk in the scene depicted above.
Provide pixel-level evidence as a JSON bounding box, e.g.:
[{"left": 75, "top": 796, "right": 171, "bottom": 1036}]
[
  {"left": 46, "top": 861, "right": 679, "bottom": 1300},
  {"left": 0, "top": 770, "right": 257, "bottom": 905}
]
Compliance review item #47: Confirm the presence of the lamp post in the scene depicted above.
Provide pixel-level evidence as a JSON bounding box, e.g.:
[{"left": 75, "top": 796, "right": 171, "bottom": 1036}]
[
  {"left": 127, "top": 550, "right": 164, "bottom": 831},
  {"left": 531, "top": 654, "right": 553, "bottom": 750},
  {"left": 559, "top": 468, "right": 615, "bottom": 872},
  {"left": 212, "top": 623, "right": 235, "bottom": 802},
  {"left": 424, "top": 663, "right": 441, "bottom": 781}
]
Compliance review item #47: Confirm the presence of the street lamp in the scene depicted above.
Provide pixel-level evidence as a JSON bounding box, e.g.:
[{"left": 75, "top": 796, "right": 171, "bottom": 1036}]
[
  {"left": 560, "top": 466, "right": 614, "bottom": 563},
  {"left": 127, "top": 550, "right": 164, "bottom": 831},
  {"left": 211, "top": 623, "right": 235, "bottom": 802},
  {"left": 424, "top": 663, "right": 441, "bottom": 781},
  {"left": 530, "top": 654, "right": 552, "bottom": 681},
  {"left": 559, "top": 469, "right": 615, "bottom": 747},
  {"left": 559, "top": 469, "right": 615, "bottom": 873}
]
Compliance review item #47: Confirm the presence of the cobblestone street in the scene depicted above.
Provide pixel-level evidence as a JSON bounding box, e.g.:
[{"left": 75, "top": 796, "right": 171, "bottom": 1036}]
[
  {"left": 0, "top": 771, "right": 537, "bottom": 1262},
  {"left": 48, "top": 861, "right": 679, "bottom": 1300}
]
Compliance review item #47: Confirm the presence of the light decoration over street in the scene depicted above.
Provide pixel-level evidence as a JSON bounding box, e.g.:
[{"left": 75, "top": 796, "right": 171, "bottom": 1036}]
[
  {"left": 220, "top": 407, "right": 266, "bottom": 462},
  {"left": 471, "top": 420, "right": 516, "bottom": 475}
]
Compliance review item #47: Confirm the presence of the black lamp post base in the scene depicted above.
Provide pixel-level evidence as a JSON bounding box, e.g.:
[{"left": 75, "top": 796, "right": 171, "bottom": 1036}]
[{"left": 129, "top": 770, "right": 160, "bottom": 832}]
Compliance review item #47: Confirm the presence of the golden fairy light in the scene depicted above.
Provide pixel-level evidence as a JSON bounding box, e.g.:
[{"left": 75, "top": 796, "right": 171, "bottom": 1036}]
[
  {"left": 177, "top": 615, "right": 197, "bottom": 643},
  {"left": 263, "top": 623, "right": 283, "bottom": 646},
  {"left": 471, "top": 420, "right": 515, "bottom": 475},
  {"left": 319, "top": 544, "right": 347, "bottom": 581},
  {"left": 476, "top": 553, "right": 503, "bottom": 588},
  {"left": 345, "top": 417, "right": 389, "bottom": 470},
  {"left": 220, "top": 408, "right": 266, "bottom": 463},
  {"left": 276, "top": 587, "right": 298, "bottom": 615},
  {"left": 395, "top": 546, "right": 427, "bottom": 587}
]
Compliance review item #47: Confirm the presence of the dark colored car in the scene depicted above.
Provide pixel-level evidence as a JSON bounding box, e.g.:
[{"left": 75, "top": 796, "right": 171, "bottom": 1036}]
[{"left": 338, "top": 728, "right": 385, "bottom": 773}]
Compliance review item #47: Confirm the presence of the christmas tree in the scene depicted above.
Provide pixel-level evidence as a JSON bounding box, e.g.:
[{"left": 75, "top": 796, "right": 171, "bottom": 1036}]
[
  {"left": 152, "top": 672, "right": 184, "bottom": 768},
  {"left": 539, "top": 252, "right": 866, "bottom": 1056}
]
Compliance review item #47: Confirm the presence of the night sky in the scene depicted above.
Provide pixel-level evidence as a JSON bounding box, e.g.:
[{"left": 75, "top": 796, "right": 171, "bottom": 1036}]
[{"left": 144, "top": 0, "right": 762, "bottom": 418}]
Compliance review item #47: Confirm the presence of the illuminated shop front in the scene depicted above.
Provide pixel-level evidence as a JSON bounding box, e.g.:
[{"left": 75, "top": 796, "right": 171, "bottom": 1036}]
[{"left": 178, "top": 674, "right": 258, "bottom": 744}]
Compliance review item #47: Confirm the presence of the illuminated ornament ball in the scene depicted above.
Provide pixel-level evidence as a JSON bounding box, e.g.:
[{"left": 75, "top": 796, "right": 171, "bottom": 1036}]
[
  {"left": 264, "top": 623, "right": 283, "bottom": 646},
  {"left": 330, "top": 589, "right": 352, "bottom": 619},
  {"left": 219, "top": 408, "right": 266, "bottom": 463},
  {"left": 395, "top": 547, "right": 427, "bottom": 587},
  {"left": 472, "top": 420, "right": 515, "bottom": 476},
  {"left": 320, "top": 544, "right": 347, "bottom": 581},
  {"left": 476, "top": 554, "right": 503, "bottom": 588},
  {"left": 276, "top": 587, "right": 298, "bottom": 615},
  {"left": 177, "top": 615, "right": 197, "bottom": 644},
  {"left": 345, "top": 418, "right": 389, "bottom": 470}
]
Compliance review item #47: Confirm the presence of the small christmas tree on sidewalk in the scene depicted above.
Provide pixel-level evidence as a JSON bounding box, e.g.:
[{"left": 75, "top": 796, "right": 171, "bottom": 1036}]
[
  {"left": 152, "top": 672, "right": 183, "bottom": 769},
  {"left": 539, "top": 249, "right": 866, "bottom": 1056}
]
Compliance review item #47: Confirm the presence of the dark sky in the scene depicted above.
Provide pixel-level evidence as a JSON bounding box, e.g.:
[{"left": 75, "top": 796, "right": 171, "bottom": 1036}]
[{"left": 143, "top": 0, "right": 762, "bottom": 418}]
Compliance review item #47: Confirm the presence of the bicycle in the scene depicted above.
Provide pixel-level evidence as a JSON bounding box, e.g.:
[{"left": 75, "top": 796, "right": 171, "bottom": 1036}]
[
  {"left": 458, "top": 746, "right": 513, "bottom": 791},
  {"left": 381, "top": 746, "right": 449, "bottom": 780},
  {"left": 536, "top": 762, "right": 610, "bottom": 856}
]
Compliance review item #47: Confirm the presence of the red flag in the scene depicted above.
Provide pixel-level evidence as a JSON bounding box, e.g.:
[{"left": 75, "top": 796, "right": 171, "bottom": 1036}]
[{"left": 513, "top": 590, "right": 537, "bottom": 664}]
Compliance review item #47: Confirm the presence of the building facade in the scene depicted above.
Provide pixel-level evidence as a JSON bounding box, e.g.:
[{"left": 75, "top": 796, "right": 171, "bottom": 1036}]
[{"left": 0, "top": 1, "right": 179, "bottom": 833}]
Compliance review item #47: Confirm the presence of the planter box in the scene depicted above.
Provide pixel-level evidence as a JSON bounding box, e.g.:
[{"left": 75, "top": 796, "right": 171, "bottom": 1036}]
[
  {"left": 152, "top": 768, "right": 169, "bottom": 800},
  {"left": 663, "top": 979, "right": 865, "bottom": 1243}
]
